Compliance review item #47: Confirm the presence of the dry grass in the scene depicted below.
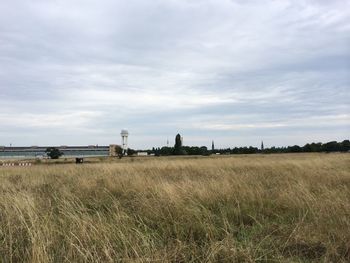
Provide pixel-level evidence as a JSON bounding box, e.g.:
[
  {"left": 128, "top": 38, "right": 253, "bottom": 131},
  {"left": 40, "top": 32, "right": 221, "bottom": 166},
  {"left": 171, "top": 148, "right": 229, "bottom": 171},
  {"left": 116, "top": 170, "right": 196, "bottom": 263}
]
[{"left": 0, "top": 153, "right": 349, "bottom": 262}]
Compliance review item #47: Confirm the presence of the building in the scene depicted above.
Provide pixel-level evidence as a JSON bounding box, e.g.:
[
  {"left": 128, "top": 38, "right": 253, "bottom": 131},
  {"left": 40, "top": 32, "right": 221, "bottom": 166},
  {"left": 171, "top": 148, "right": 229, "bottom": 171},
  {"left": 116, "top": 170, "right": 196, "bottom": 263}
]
[
  {"left": 0, "top": 145, "right": 110, "bottom": 159},
  {"left": 109, "top": 144, "right": 122, "bottom": 157}
]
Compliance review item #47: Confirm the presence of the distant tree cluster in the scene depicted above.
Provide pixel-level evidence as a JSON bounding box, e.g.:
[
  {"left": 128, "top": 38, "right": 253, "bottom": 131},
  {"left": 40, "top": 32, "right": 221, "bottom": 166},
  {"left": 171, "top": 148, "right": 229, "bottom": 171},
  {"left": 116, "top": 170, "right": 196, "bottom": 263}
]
[
  {"left": 212, "top": 140, "right": 350, "bottom": 155},
  {"left": 45, "top": 147, "right": 63, "bottom": 159},
  {"left": 145, "top": 146, "right": 209, "bottom": 156},
  {"left": 142, "top": 138, "right": 350, "bottom": 156}
]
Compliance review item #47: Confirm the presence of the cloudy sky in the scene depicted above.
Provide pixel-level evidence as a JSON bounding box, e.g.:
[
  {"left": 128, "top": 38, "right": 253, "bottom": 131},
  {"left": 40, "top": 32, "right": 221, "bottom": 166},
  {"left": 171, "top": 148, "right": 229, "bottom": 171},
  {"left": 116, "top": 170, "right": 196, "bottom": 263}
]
[{"left": 0, "top": 0, "right": 349, "bottom": 149}]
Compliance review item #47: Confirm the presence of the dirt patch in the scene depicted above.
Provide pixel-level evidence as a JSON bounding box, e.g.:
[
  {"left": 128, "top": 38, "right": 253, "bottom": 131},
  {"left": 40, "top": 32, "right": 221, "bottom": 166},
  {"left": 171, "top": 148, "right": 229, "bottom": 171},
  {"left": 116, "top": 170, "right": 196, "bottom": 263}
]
[
  {"left": 337, "top": 244, "right": 350, "bottom": 260},
  {"left": 283, "top": 242, "right": 327, "bottom": 260}
]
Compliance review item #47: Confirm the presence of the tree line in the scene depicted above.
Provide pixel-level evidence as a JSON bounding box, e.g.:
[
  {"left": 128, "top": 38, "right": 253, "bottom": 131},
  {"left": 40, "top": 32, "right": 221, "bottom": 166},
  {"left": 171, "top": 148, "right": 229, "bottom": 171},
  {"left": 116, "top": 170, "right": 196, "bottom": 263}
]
[
  {"left": 213, "top": 140, "right": 350, "bottom": 155},
  {"left": 142, "top": 137, "right": 350, "bottom": 156}
]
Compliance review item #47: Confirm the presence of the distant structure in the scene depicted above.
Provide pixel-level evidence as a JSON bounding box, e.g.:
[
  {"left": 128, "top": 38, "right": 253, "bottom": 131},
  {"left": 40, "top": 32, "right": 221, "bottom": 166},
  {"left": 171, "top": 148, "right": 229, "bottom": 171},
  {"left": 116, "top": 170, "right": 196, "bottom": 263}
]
[
  {"left": 121, "top": 129, "right": 129, "bottom": 155},
  {"left": 261, "top": 141, "right": 264, "bottom": 151},
  {"left": 212, "top": 140, "right": 215, "bottom": 151},
  {"left": 174, "top": 133, "right": 183, "bottom": 155},
  {"left": 167, "top": 138, "right": 169, "bottom": 147},
  {"left": 175, "top": 134, "right": 182, "bottom": 148},
  {"left": 1, "top": 145, "right": 110, "bottom": 159},
  {"left": 109, "top": 144, "right": 120, "bottom": 157}
]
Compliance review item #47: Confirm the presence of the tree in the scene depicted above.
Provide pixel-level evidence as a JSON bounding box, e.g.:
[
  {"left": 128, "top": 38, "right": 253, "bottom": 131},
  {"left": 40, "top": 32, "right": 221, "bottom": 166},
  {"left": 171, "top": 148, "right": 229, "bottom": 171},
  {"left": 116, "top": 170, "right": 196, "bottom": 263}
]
[
  {"left": 160, "top": 146, "right": 173, "bottom": 155},
  {"left": 114, "top": 145, "right": 123, "bottom": 158},
  {"left": 341, "top": 140, "right": 350, "bottom": 152},
  {"left": 288, "top": 145, "right": 302, "bottom": 153},
  {"left": 322, "top": 141, "right": 339, "bottom": 152},
  {"left": 200, "top": 146, "right": 209, "bottom": 155},
  {"left": 127, "top": 148, "right": 136, "bottom": 156},
  {"left": 45, "top": 147, "right": 63, "bottom": 159},
  {"left": 174, "top": 133, "right": 183, "bottom": 155}
]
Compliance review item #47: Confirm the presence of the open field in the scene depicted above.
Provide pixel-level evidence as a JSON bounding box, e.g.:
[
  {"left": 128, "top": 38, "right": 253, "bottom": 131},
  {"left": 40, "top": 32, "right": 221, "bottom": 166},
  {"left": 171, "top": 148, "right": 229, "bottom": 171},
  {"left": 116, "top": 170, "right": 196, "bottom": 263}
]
[{"left": 0, "top": 154, "right": 349, "bottom": 262}]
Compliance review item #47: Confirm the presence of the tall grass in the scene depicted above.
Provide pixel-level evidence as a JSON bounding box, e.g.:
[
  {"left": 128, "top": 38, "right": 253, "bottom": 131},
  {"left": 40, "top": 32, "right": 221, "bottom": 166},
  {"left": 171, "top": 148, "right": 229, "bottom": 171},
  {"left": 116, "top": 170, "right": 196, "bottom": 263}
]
[{"left": 0, "top": 153, "right": 349, "bottom": 262}]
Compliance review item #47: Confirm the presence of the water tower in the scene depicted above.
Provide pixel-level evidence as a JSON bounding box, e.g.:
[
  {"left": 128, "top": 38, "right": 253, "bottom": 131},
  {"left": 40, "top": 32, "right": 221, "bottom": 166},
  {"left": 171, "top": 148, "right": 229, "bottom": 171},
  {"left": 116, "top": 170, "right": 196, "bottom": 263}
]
[{"left": 121, "top": 129, "right": 129, "bottom": 155}]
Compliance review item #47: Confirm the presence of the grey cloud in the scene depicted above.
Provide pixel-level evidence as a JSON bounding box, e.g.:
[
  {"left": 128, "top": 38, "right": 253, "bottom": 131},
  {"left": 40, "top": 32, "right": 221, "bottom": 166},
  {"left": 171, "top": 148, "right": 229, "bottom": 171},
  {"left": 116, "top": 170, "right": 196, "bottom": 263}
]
[{"left": 0, "top": 0, "right": 349, "bottom": 148}]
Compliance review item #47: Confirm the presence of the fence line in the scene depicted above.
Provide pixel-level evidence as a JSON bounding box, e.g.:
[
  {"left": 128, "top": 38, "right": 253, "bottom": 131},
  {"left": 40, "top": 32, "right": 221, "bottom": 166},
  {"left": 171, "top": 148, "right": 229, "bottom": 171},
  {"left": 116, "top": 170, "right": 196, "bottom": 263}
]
[{"left": 1, "top": 162, "right": 32, "bottom": 167}]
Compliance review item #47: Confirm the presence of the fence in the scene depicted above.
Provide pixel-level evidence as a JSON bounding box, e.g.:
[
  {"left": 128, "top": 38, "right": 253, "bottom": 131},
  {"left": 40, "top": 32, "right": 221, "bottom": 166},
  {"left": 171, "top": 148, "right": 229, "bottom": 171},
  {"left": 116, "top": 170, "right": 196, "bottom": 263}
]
[{"left": 1, "top": 162, "right": 32, "bottom": 167}]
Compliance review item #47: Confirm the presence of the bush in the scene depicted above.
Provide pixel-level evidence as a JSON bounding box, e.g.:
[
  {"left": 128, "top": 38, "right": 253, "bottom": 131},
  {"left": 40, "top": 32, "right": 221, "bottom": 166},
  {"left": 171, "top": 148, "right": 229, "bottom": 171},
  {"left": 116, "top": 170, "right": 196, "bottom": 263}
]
[{"left": 45, "top": 147, "right": 63, "bottom": 159}]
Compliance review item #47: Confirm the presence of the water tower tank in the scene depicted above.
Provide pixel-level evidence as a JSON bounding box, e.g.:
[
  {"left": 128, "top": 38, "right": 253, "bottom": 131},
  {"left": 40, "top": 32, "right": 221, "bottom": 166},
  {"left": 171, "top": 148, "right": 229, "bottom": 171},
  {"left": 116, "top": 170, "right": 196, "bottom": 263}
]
[
  {"left": 121, "top": 129, "right": 129, "bottom": 155},
  {"left": 121, "top": 129, "right": 129, "bottom": 136}
]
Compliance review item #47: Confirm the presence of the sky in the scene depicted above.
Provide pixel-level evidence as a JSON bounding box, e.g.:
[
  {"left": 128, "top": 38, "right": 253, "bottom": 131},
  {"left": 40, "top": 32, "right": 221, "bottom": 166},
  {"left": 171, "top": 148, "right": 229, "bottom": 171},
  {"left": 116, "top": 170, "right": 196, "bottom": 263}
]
[{"left": 0, "top": 0, "right": 349, "bottom": 149}]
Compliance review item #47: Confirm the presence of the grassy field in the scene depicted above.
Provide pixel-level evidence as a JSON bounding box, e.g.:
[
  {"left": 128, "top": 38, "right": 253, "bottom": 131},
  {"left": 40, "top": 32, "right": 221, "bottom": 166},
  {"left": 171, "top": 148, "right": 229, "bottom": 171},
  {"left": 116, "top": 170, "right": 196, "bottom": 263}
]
[{"left": 0, "top": 154, "right": 349, "bottom": 262}]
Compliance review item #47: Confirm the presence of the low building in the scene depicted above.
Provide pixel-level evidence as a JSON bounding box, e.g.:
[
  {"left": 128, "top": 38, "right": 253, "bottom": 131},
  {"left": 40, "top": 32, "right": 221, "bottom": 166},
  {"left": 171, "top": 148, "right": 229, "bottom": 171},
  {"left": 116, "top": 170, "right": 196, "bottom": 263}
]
[{"left": 109, "top": 144, "right": 122, "bottom": 157}]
